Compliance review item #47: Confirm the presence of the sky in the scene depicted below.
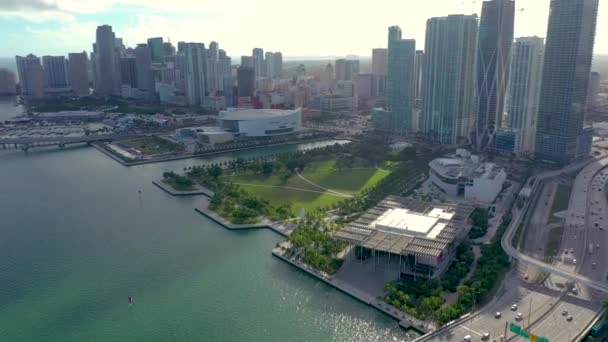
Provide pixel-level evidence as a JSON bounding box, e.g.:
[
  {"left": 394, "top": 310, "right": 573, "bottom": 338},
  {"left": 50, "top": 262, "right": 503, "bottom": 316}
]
[{"left": 0, "top": 0, "right": 606, "bottom": 59}]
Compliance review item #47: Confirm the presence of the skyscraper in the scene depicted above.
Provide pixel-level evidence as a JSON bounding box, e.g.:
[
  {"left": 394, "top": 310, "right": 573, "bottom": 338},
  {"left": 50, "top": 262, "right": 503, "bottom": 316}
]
[
  {"left": 0, "top": 68, "right": 17, "bottom": 95},
  {"left": 371, "top": 48, "right": 388, "bottom": 76},
  {"left": 119, "top": 55, "right": 138, "bottom": 88},
  {"left": 183, "top": 43, "right": 207, "bottom": 106},
  {"left": 135, "top": 44, "right": 154, "bottom": 92},
  {"left": 68, "top": 52, "right": 90, "bottom": 96},
  {"left": 386, "top": 26, "right": 416, "bottom": 132},
  {"left": 15, "top": 54, "right": 45, "bottom": 98},
  {"left": 505, "top": 37, "right": 544, "bottom": 156},
  {"left": 422, "top": 15, "right": 478, "bottom": 144},
  {"left": 241, "top": 56, "right": 259, "bottom": 79},
  {"left": 264, "top": 52, "right": 282, "bottom": 79},
  {"left": 335, "top": 59, "right": 357, "bottom": 81},
  {"left": 94, "top": 25, "right": 120, "bottom": 96},
  {"left": 414, "top": 50, "right": 425, "bottom": 100},
  {"left": 252, "top": 48, "right": 265, "bottom": 77},
  {"left": 147, "top": 37, "right": 165, "bottom": 63},
  {"left": 237, "top": 66, "right": 255, "bottom": 98},
  {"left": 42, "top": 56, "right": 69, "bottom": 91},
  {"left": 535, "top": 0, "right": 599, "bottom": 164},
  {"left": 472, "top": 0, "right": 515, "bottom": 151}
]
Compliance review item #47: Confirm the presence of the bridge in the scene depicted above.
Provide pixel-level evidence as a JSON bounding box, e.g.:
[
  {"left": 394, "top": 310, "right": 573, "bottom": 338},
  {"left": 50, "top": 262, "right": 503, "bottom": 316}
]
[
  {"left": 501, "top": 155, "right": 608, "bottom": 293},
  {"left": 0, "top": 134, "right": 131, "bottom": 151}
]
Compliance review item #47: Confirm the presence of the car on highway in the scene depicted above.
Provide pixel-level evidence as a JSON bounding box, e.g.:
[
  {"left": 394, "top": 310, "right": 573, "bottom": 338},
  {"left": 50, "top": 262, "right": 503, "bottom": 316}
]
[
  {"left": 592, "top": 262, "right": 597, "bottom": 269},
  {"left": 481, "top": 333, "right": 490, "bottom": 341},
  {"left": 567, "top": 316, "right": 574, "bottom": 322},
  {"left": 515, "top": 313, "right": 523, "bottom": 321},
  {"left": 562, "top": 309, "right": 568, "bottom": 316},
  {"left": 495, "top": 312, "right": 502, "bottom": 319},
  {"left": 511, "top": 304, "right": 518, "bottom": 311},
  {"left": 462, "top": 335, "right": 471, "bottom": 342}
]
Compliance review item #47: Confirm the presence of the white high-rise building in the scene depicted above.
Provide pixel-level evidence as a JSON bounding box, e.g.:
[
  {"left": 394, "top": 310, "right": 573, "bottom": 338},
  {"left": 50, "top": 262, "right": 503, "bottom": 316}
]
[
  {"left": 421, "top": 15, "right": 478, "bottom": 145},
  {"left": 15, "top": 54, "right": 45, "bottom": 98},
  {"left": 42, "top": 56, "right": 69, "bottom": 92},
  {"left": 505, "top": 36, "right": 545, "bottom": 156}
]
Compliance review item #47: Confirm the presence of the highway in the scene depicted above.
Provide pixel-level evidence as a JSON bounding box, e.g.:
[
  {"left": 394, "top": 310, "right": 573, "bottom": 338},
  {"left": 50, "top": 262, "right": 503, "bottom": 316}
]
[
  {"left": 501, "top": 156, "right": 608, "bottom": 293},
  {"left": 420, "top": 155, "right": 608, "bottom": 342}
]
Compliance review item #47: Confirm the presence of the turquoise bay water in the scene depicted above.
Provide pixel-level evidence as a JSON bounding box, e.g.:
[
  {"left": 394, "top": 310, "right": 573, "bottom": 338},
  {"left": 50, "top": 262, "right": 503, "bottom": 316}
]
[{"left": 0, "top": 141, "right": 417, "bottom": 341}]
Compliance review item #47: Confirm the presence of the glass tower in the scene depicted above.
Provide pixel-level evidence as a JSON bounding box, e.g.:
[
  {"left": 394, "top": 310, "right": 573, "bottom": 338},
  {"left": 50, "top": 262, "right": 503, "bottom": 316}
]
[{"left": 534, "top": 0, "right": 599, "bottom": 165}]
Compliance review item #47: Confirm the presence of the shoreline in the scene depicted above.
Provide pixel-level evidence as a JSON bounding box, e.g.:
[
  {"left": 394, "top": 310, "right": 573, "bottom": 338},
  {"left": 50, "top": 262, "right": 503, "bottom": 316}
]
[
  {"left": 194, "top": 198, "right": 295, "bottom": 237},
  {"left": 152, "top": 179, "right": 215, "bottom": 197},
  {"left": 271, "top": 244, "right": 429, "bottom": 335},
  {"left": 93, "top": 135, "right": 347, "bottom": 167}
]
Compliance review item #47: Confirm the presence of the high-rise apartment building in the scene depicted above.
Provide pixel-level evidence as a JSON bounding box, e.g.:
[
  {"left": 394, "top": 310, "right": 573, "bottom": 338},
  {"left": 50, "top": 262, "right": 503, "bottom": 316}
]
[
  {"left": 371, "top": 48, "right": 388, "bottom": 76},
  {"left": 120, "top": 55, "right": 138, "bottom": 88},
  {"left": 237, "top": 66, "right": 255, "bottom": 98},
  {"left": 42, "top": 56, "right": 69, "bottom": 92},
  {"left": 422, "top": 15, "right": 478, "bottom": 144},
  {"left": 68, "top": 52, "right": 89, "bottom": 96},
  {"left": 147, "top": 37, "right": 165, "bottom": 63},
  {"left": 414, "top": 50, "right": 425, "bottom": 100},
  {"left": 505, "top": 37, "right": 544, "bottom": 156},
  {"left": 241, "top": 56, "right": 259, "bottom": 80},
  {"left": 0, "top": 68, "right": 17, "bottom": 95},
  {"left": 183, "top": 43, "right": 207, "bottom": 106},
  {"left": 264, "top": 52, "right": 283, "bottom": 79},
  {"left": 535, "top": 0, "right": 599, "bottom": 164},
  {"left": 135, "top": 44, "right": 154, "bottom": 92},
  {"left": 94, "top": 25, "right": 120, "bottom": 96},
  {"left": 473, "top": 0, "right": 515, "bottom": 151},
  {"left": 15, "top": 54, "right": 45, "bottom": 98},
  {"left": 252, "top": 48, "right": 265, "bottom": 77},
  {"left": 335, "top": 59, "right": 358, "bottom": 81},
  {"left": 385, "top": 26, "right": 416, "bottom": 132}
]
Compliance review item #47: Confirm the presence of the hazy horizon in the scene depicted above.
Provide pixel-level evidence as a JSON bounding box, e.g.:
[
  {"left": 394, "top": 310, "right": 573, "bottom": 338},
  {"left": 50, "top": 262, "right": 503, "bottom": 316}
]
[{"left": 1, "top": 0, "right": 606, "bottom": 58}]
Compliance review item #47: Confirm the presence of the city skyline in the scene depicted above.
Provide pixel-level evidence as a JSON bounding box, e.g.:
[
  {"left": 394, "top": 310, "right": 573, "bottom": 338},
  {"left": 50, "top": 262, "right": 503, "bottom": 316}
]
[{"left": 1, "top": 0, "right": 606, "bottom": 58}]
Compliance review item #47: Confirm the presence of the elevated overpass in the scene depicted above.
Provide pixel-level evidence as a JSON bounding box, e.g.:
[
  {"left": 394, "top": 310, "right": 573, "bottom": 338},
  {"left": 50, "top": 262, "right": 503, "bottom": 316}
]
[{"left": 502, "top": 156, "right": 608, "bottom": 293}]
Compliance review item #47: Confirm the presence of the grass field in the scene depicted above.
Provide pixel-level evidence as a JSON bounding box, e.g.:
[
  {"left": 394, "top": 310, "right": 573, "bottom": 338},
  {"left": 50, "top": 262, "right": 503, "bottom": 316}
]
[
  {"left": 121, "top": 136, "right": 183, "bottom": 155},
  {"left": 224, "top": 159, "right": 391, "bottom": 214}
]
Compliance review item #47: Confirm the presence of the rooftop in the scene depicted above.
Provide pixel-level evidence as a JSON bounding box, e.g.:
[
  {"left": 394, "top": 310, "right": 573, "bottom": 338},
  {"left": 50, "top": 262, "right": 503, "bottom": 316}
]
[
  {"left": 429, "top": 150, "right": 504, "bottom": 181},
  {"left": 334, "top": 196, "right": 474, "bottom": 259},
  {"left": 219, "top": 108, "right": 300, "bottom": 120}
]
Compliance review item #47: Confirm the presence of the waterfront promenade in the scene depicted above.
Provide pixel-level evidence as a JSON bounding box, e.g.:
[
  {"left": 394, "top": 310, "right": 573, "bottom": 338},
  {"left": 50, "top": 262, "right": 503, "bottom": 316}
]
[{"left": 272, "top": 243, "right": 430, "bottom": 334}]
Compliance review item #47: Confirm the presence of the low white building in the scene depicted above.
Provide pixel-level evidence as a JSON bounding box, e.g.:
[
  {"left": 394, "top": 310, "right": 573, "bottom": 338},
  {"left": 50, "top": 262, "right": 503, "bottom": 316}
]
[
  {"left": 429, "top": 149, "right": 507, "bottom": 205},
  {"left": 219, "top": 108, "right": 302, "bottom": 137}
]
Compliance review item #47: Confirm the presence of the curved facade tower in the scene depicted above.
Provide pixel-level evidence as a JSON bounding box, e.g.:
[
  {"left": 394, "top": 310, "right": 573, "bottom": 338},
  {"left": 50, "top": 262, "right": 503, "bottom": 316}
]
[{"left": 472, "top": 0, "right": 515, "bottom": 151}]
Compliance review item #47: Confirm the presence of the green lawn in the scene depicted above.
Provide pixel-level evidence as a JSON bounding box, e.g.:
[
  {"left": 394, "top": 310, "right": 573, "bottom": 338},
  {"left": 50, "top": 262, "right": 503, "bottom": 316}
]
[
  {"left": 300, "top": 160, "right": 391, "bottom": 194},
  {"left": 222, "top": 159, "right": 392, "bottom": 215},
  {"left": 120, "top": 136, "right": 183, "bottom": 155}
]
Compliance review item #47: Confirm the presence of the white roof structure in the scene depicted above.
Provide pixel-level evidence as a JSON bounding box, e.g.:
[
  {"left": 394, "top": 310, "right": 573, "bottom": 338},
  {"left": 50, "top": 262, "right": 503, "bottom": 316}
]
[
  {"left": 219, "top": 108, "right": 300, "bottom": 121},
  {"left": 372, "top": 207, "right": 454, "bottom": 239}
]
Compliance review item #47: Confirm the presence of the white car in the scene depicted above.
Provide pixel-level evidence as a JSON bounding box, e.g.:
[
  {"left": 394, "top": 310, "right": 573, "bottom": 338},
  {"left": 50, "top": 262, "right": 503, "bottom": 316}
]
[
  {"left": 511, "top": 304, "right": 518, "bottom": 311},
  {"left": 515, "top": 313, "right": 523, "bottom": 321}
]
